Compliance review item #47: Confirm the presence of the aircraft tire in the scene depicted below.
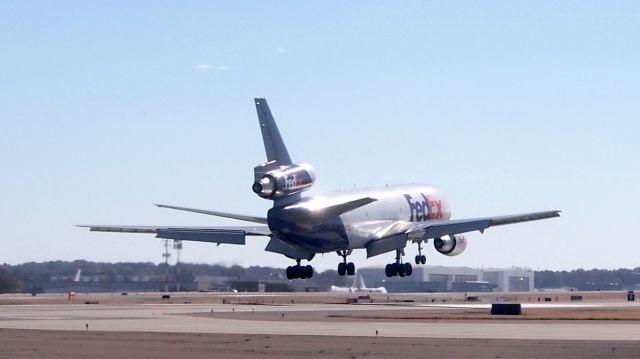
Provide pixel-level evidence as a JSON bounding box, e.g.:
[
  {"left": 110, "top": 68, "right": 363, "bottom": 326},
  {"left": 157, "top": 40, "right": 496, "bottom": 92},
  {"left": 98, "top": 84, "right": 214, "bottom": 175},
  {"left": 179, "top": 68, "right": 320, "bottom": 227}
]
[
  {"left": 385, "top": 264, "right": 394, "bottom": 277},
  {"left": 347, "top": 262, "right": 355, "bottom": 276},
  {"left": 286, "top": 266, "right": 295, "bottom": 280},
  {"left": 420, "top": 255, "right": 426, "bottom": 265},
  {"left": 338, "top": 262, "right": 347, "bottom": 276},
  {"left": 415, "top": 255, "right": 420, "bottom": 265},
  {"left": 404, "top": 263, "right": 412, "bottom": 276},
  {"left": 395, "top": 263, "right": 405, "bottom": 277},
  {"left": 305, "top": 265, "right": 314, "bottom": 279},
  {"left": 299, "top": 267, "right": 307, "bottom": 279}
]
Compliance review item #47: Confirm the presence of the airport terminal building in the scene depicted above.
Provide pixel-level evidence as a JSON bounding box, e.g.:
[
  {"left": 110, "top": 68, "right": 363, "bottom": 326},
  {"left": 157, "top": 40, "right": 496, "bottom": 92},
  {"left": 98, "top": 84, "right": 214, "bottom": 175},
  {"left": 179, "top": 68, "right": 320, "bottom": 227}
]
[{"left": 359, "top": 266, "right": 534, "bottom": 293}]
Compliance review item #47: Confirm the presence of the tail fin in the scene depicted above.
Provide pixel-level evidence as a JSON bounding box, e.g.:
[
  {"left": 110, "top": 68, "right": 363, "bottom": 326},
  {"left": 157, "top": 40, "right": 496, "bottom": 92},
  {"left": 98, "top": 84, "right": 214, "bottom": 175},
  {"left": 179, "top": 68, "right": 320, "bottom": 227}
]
[{"left": 254, "top": 98, "right": 292, "bottom": 165}]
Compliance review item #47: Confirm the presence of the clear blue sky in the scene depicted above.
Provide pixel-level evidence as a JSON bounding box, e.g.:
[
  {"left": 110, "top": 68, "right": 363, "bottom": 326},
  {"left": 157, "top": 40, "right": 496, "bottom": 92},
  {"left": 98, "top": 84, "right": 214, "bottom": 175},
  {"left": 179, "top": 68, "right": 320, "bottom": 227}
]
[{"left": 1, "top": 1, "right": 638, "bottom": 270}]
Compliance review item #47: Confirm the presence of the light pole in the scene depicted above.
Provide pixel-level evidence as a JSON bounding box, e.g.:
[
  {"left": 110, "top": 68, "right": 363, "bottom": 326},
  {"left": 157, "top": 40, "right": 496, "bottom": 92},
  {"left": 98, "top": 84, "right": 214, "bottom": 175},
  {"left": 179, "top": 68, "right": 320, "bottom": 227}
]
[
  {"left": 162, "top": 239, "right": 171, "bottom": 292},
  {"left": 173, "top": 240, "right": 183, "bottom": 292}
]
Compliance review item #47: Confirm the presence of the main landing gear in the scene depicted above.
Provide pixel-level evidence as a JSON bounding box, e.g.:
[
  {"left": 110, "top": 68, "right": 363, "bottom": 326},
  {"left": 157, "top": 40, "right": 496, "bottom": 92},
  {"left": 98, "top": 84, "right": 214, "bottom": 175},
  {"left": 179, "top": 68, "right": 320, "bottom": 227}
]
[
  {"left": 415, "top": 240, "right": 427, "bottom": 265},
  {"left": 286, "top": 259, "right": 313, "bottom": 280},
  {"left": 337, "top": 249, "right": 355, "bottom": 276},
  {"left": 385, "top": 249, "right": 412, "bottom": 277}
]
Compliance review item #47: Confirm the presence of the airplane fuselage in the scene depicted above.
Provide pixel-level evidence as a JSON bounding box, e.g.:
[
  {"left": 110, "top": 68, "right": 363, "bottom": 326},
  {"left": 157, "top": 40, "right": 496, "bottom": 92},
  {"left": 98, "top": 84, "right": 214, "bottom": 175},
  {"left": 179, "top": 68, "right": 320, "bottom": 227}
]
[{"left": 267, "top": 184, "right": 451, "bottom": 253}]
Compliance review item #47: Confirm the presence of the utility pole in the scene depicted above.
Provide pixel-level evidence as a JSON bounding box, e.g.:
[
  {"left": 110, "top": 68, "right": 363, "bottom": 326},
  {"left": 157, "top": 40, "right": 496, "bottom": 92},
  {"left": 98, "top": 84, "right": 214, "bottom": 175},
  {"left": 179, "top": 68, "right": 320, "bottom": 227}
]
[
  {"left": 162, "top": 239, "right": 171, "bottom": 292},
  {"left": 173, "top": 240, "right": 183, "bottom": 292}
]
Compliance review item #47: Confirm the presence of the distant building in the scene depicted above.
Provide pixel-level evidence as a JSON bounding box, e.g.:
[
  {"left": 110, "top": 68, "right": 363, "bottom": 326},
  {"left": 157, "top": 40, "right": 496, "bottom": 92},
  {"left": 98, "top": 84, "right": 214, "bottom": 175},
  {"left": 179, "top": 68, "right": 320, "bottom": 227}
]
[
  {"left": 194, "top": 275, "right": 295, "bottom": 292},
  {"left": 358, "top": 265, "right": 535, "bottom": 293},
  {"left": 482, "top": 267, "right": 534, "bottom": 292},
  {"left": 194, "top": 275, "right": 232, "bottom": 291}
]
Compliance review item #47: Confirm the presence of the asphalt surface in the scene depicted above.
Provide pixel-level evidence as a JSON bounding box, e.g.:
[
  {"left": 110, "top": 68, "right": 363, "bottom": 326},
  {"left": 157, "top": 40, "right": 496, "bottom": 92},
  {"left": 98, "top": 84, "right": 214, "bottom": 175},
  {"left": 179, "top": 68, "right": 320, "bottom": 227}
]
[{"left": 2, "top": 301, "right": 640, "bottom": 341}]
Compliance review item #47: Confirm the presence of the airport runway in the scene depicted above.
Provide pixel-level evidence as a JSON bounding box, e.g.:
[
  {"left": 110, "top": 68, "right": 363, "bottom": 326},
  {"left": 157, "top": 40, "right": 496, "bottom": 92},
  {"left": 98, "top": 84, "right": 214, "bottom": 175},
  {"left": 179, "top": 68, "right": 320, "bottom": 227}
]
[{"left": 2, "top": 302, "right": 640, "bottom": 341}]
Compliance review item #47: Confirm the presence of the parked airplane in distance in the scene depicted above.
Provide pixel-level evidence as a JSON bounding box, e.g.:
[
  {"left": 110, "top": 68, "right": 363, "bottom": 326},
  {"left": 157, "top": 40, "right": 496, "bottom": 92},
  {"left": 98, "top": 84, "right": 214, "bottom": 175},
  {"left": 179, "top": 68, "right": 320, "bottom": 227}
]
[
  {"left": 330, "top": 275, "right": 387, "bottom": 294},
  {"left": 80, "top": 99, "right": 560, "bottom": 280}
]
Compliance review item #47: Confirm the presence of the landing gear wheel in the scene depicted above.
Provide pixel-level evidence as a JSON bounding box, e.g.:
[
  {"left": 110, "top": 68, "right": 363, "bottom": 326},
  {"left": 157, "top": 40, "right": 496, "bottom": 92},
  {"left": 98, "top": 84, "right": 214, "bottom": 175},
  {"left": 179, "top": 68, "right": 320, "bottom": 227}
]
[
  {"left": 420, "top": 255, "right": 426, "bottom": 265},
  {"left": 338, "top": 262, "right": 347, "bottom": 276},
  {"left": 386, "top": 249, "right": 413, "bottom": 277},
  {"left": 337, "top": 250, "right": 353, "bottom": 277},
  {"left": 397, "top": 262, "right": 405, "bottom": 277},
  {"left": 346, "top": 262, "right": 355, "bottom": 276},
  {"left": 286, "top": 261, "right": 314, "bottom": 280},
  {"left": 385, "top": 263, "right": 394, "bottom": 277},
  {"left": 415, "top": 255, "right": 421, "bottom": 265},
  {"left": 404, "top": 262, "right": 412, "bottom": 276},
  {"left": 286, "top": 266, "right": 295, "bottom": 280}
]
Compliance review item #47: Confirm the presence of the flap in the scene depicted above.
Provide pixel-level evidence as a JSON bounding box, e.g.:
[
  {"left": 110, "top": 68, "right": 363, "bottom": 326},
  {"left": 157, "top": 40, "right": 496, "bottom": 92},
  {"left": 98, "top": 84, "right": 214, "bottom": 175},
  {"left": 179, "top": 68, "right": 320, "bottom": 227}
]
[{"left": 156, "top": 229, "right": 246, "bottom": 245}]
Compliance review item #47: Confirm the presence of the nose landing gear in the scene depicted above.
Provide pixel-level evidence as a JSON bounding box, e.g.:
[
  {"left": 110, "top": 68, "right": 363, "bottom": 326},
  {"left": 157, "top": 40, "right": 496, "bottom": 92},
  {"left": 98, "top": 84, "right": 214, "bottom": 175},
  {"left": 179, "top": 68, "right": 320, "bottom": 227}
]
[
  {"left": 286, "top": 259, "right": 314, "bottom": 280},
  {"left": 385, "top": 249, "right": 412, "bottom": 277}
]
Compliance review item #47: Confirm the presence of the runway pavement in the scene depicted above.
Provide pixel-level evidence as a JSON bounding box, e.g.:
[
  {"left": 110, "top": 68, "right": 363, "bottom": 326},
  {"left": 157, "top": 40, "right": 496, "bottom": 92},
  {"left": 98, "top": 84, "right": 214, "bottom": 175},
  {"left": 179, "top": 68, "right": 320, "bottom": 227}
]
[{"left": 2, "top": 301, "right": 640, "bottom": 341}]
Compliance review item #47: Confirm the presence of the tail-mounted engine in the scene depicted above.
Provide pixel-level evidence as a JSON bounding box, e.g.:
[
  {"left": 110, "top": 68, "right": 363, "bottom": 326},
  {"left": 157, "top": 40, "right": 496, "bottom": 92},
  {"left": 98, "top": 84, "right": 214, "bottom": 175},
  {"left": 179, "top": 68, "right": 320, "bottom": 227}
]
[
  {"left": 252, "top": 163, "right": 316, "bottom": 200},
  {"left": 434, "top": 235, "right": 467, "bottom": 256}
]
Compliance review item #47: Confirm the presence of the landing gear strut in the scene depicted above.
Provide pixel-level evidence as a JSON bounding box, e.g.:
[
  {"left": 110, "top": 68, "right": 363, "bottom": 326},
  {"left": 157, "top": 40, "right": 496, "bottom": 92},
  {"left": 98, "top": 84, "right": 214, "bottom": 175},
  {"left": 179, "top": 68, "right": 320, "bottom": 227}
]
[
  {"left": 337, "top": 250, "right": 355, "bottom": 276},
  {"left": 286, "top": 259, "right": 313, "bottom": 280},
  {"left": 385, "top": 249, "right": 412, "bottom": 277},
  {"left": 415, "top": 240, "right": 426, "bottom": 265}
]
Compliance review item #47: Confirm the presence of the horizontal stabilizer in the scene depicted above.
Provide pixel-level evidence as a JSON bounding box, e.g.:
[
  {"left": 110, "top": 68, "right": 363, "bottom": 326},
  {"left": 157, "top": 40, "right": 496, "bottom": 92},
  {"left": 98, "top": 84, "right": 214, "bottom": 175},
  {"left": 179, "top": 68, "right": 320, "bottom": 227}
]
[{"left": 155, "top": 204, "right": 268, "bottom": 224}]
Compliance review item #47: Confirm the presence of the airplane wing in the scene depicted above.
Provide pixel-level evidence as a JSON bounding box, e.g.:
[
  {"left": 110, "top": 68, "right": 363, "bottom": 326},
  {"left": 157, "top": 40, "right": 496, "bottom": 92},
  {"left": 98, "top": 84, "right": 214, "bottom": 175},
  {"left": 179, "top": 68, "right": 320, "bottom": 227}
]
[
  {"left": 409, "top": 210, "right": 562, "bottom": 240},
  {"left": 77, "top": 225, "right": 271, "bottom": 245},
  {"left": 366, "top": 210, "right": 560, "bottom": 258}
]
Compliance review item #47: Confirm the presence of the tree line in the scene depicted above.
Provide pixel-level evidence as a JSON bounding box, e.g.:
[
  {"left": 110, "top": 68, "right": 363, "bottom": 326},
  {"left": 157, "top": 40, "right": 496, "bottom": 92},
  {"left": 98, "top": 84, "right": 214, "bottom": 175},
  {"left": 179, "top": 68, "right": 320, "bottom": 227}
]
[{"left": 1, "top": 261, "right": 639, "bottom": 293}]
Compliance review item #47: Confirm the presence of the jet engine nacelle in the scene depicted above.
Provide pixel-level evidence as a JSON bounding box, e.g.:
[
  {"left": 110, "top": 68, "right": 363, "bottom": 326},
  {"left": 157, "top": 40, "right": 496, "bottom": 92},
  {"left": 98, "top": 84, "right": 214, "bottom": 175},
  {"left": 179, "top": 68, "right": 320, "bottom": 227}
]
[
  {"left": 252, "top": 163, "right": 316, "bottom": 200},
  {"left": 433, "top": 235, "right": 467, "bottom": 256}
]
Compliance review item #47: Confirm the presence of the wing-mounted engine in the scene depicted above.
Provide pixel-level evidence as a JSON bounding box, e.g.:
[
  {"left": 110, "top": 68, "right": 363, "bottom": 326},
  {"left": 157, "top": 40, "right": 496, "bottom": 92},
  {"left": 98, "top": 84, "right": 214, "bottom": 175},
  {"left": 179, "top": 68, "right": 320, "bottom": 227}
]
[
  {"left": 434, "top": 234, "right": 467, "bottom": 256},
  {"left": 252, "top": 162, "right": 316, "bottom": 200}
]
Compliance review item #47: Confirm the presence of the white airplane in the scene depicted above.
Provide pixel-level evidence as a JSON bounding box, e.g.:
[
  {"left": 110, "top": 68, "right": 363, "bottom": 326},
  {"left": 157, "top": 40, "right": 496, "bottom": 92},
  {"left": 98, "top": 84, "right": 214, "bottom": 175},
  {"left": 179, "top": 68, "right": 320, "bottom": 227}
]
[
  {"left": 80, "top": 99, "right": 560, "bottom": 280},
  {"left": 330, "top": 275, "right": 387, "bottom": 294}
]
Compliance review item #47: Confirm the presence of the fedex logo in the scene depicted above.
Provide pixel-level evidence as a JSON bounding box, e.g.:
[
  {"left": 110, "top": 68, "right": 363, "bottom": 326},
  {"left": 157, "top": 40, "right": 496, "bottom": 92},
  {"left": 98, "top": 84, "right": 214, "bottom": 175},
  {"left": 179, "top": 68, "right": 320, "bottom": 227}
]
[
  {"left": 285, "top": 174, "right": 301, "bottom": 189},
  {"left": 404, "top": 193, "right": 443, "bottom": 222}
]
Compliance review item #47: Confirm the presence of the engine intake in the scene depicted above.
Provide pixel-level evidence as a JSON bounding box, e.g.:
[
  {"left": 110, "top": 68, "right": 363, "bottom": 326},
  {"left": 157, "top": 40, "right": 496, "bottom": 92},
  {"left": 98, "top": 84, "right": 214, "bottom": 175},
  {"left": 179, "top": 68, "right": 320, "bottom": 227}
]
[
  {"left": 252, "top": 163, "right": 315, "bottom": 200},
  {"left": 434, "top": 235, "right": 467, "bottom": 256}
]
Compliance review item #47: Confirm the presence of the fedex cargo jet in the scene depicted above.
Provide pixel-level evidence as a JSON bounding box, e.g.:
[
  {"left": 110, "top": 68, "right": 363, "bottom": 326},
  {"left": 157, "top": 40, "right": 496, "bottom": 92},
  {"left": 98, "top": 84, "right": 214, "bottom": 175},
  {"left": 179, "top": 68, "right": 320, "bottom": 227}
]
[{"left": 80, "top": 99, "right": 560, "bottom": 280}]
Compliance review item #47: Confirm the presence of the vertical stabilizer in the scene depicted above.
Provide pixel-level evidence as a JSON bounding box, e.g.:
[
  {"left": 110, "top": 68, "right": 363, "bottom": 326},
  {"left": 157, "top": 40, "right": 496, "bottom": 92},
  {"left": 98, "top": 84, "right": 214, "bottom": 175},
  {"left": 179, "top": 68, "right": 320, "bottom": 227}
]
[{"left": 254, "top": 98, "right": 292, "bottom": 165}]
